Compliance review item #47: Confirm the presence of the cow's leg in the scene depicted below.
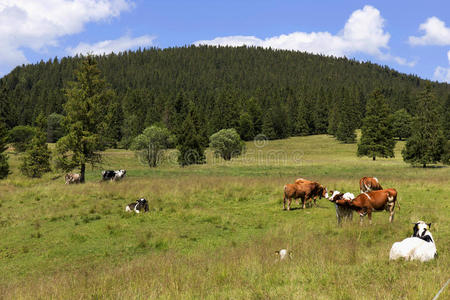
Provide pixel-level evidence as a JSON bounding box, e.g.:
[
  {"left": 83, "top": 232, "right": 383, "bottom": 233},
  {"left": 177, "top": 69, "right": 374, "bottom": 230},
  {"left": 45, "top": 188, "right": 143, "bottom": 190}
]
[
  {"left": 368, "top": 211, "right": 372, "bottom": 225},
  {"left": 389, "top": 205, "right": 395, "bottom": 223},
  {"left": 302, "top": 197, "right": 306, "bottom": 209},
  {"left": 283, "top": 195, "right": 286, "bottom": 210},
  {"left": 287, "top": 198, "right": 291, "bottom": 211}
]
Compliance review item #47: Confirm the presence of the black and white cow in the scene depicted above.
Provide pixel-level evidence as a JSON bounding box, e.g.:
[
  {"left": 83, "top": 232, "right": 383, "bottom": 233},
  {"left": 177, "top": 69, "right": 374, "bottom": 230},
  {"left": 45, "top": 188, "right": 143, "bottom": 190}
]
[
  {"left": 125, "top": 198, "right": 149, "bottom": 213},
  {"left": 102, "top": 169, "right": 126, "bottom": 181},
  {"left": 389, "top": 221, "right": 437, "bottom": 262},
  {"left": 328, "top": 190, "right": 354, "bottom": 225}
]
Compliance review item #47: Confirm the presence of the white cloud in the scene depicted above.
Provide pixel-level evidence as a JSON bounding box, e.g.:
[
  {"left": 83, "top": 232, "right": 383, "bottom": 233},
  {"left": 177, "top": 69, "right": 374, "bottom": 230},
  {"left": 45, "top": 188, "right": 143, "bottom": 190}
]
[
  {"left": 195, "top": 5, "right": 413, "bottom": 66},
  {"left": 409, "top": 17, "right": 450, "bottom": 46},
  {"left": 0, "top": 0, "right": 133, "bottom": 74},
  {"left": 433, "top": 50, "right": 450, "bottom": 83},
  {"left": 67, "top": 35, "right": 156, "bottom": 55}
]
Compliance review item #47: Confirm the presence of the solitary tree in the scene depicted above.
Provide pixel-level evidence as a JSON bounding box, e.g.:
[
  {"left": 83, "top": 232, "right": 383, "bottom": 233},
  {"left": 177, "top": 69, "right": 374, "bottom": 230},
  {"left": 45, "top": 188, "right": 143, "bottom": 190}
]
[
  {"left": 20, "top": 130, "right": 51, "bottom": 178},
  {"left": 402, "top": 85, "right": 447, "bottom": 167},
  {"left": 357, "top": 90, "right": 395, "bottom": 160},
  {"left": 131, "top": 125, "right": 174, "bottom": 167},
  {"left": 209, "top": 128, "right": 245, "bottom": 161},
  {"left": 55, "top": 55, "right": 114, "bottom": 182},
  {"left": 0, "top": 119, "right": 9, "bottom": 179},
  {"left": 389, "top": 109, "right": 412, "bottom": 140}
]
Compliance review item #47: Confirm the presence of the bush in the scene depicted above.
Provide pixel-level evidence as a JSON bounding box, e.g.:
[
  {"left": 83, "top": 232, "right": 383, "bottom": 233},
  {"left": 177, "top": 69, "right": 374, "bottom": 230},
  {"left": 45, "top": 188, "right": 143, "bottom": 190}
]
[
  {"left": 9, "top": 125, "right": 37, "bottom": 152},
  {"left": 209, "top": 128, "right": 245, "bottom": 161},
  {"left": 130, "top": 125, "right": 174, "bottom": 167}
]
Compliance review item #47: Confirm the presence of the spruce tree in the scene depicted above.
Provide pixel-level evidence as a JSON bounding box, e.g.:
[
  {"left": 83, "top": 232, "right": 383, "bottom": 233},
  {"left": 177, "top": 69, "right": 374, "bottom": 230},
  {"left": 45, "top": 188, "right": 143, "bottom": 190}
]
[
  {"left": 312, "top": 88, "right": 328, "bottom": 134},
  {"left": 261, "top": 110, "right": 276, "bottom": 140},
  {"left": 357, "top": 89, "right": 395, "bottom": 160},
  {"left": 336, "top": 88, "right": 357, "bottom": 143},
  {"left": 239, "top": 112, "right": 254, "bottom": 141},
  {"left": 0, "top": 119, "right": 9, "bottom": 179},
  {"left": 389, "top": 109, "right": 412, "bottom": 140},
  {"left": 294, "top": 99, "right": 310, "bottom": 136},
  {"left": 55, "top": 55, "right": 114, "bottom": 182},
  {"left": 442, "top": 94, "right": 450, "bottom": 140},
  {"left": 402, "top": 85, "right": 447, "bottom": 167},
  {"left": 20, "top": 130, "right": 51, "bottom": 178},
  {"left": 177, "top": 103, "right": 205, "bottom": 166}
]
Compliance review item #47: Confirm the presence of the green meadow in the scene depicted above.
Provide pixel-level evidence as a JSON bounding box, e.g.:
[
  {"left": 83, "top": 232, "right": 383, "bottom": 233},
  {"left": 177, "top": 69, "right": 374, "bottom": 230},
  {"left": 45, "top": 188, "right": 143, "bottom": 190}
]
[{"left": 0, "top": 135, "right": 448, "bottom": 299}]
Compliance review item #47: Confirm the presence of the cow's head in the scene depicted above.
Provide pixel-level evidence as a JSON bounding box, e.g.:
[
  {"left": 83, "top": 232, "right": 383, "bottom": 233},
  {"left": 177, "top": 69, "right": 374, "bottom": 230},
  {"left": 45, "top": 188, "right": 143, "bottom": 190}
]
[
  {"left": 319, "top": 185, "right": 329, "bottom": 199},
  {"left": 328, "top": 190, "right": 342, "bottom": 202},
  {"left": 138, "top": 198, "right": 149, "bottom": 212},
  {"left": 412, "top": 221, "right": 431, "bottom": 238}
]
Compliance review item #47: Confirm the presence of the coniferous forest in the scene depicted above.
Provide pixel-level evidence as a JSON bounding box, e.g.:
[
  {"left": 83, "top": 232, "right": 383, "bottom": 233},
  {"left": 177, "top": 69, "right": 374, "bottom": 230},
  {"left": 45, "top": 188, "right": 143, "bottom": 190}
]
[{"left": 0, "top": 45, "right": 449, "bottom": 147}]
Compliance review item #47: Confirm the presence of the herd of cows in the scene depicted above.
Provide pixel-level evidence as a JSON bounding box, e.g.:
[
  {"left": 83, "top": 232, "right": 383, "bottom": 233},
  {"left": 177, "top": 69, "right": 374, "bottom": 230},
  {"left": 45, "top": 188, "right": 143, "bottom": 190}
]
[
  {"left": 281, "top": 176, "right": 437, "bottom": 262},
  {"left": 64, "top": 169, "right": 437, "bottom": 262}
]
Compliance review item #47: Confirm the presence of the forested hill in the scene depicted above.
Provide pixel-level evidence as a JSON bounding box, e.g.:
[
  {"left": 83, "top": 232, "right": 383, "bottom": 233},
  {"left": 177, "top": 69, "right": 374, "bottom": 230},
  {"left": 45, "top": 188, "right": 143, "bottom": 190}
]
[{"left": 0, "top": 45, "right": 449, "bottom": 145}]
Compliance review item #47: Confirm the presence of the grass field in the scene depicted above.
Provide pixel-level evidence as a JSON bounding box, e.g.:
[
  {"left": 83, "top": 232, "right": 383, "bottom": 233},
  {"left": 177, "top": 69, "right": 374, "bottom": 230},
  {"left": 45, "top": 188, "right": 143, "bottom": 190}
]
[{"left": 0, "top": 135, "right": 448, "bottom": 299}]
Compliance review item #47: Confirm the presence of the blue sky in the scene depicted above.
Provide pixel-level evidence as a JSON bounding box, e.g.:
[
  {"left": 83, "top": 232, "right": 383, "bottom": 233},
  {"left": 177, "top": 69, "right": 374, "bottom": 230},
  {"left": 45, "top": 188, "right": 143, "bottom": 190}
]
[{"left": 1, "top": 0, "right": 449, "bottom": 82}]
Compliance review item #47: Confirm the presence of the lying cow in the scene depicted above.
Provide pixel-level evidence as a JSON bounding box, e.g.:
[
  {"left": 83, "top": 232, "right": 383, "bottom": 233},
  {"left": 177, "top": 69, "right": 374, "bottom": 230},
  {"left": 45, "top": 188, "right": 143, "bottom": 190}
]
[
  {"left": 102, "top": 169, "right": 126, "bottom": 181},
  {"left": 283, "top": 181, "right": 328, "bottom": 210},
  {"left": 65, "top": 173, "right": 81, "bottom": 184},
  {"left": 389, "top": 221, "right": 437, "bottom": 262},
  {"left": 328, "top": 190, "right": 354, "bottom": 225},
  {"left": 359, "top": 176, "right": 383, "bottom": 193},
  {"left": 125, "top": 198, "right": 149, "bottom": 213},
  {"left": 332, "top": 188, "right": 398, "bottom": 224}
]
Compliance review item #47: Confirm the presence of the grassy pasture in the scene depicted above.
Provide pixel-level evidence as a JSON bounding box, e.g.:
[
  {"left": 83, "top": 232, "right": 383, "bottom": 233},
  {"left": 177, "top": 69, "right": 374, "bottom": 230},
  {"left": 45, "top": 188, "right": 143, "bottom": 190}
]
[{"left": 0, "top": 135, "right": 448, "bottom": 299}]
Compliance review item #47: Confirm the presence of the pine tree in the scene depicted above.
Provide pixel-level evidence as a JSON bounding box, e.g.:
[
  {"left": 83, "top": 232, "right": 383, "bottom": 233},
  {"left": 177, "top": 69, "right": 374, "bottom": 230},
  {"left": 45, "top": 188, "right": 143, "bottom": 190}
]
[
  {"left": 357, "top": 89, "right": 395, "bottom": 160},
  {"left": 55, "top": 55, "right": 114, "bottom": 182},
  {"left": 239, "top": 112, "right": 254, "bottom": 141},
  {"left": 20, "top": 130, "right": 51, "bottom": 178},
  {"left": 261, "top": 110, "right": 276, "bottom": 140},
  {"left": 442, "top": 94, "right": 450, "bottom": 140},
  {"left": 294, "top": 98, "right": 310, "bottom": 136},
  {"left": 402, "top": 85, "right": 447, "bottom": 167},
  {"left": 335, "top": 88, "right": 356, "bottom": 143},
  {"left": 177, "top": 103, "right": 206, "bottom": 166},
  {"left": 389, "top": 109, "right": 412, "bottom": 140},
  {"left": 0, "top": 119, "right": 9, "bottom": 179},
  {"left": 312, "top": 88, "right": 328, "bottom": 134}
]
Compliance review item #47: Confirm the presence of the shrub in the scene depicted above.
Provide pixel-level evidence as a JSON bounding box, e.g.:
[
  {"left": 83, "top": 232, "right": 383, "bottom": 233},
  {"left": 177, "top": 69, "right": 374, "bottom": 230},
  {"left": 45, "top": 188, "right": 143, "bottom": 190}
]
[{"left": 209, "top": 128, "right": 245, "bottom": 161}]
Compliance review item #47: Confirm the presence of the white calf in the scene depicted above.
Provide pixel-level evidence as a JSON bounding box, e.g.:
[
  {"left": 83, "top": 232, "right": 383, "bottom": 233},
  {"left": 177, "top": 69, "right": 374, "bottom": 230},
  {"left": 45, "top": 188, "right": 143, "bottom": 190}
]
[
  {"left": 389, "top": 221, "right": 437, "bottom": 262},
  {"left": 275, "top": 249, "right": 292, "bottom": 261}
]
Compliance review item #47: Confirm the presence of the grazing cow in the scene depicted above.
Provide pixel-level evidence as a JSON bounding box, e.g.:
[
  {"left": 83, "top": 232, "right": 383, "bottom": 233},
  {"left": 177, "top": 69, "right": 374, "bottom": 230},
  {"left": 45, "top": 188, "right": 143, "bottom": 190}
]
[
  {"left": 102, "top": 169, "right": 126, "bottom": 181},
  {"left": 328, "top": 190, "right": 354, "bottom": 225},
  {"left": 65, "top": 173, "right": 81, "bottom": 184},
  {"left": 332, "top": 188, "right": 398, "bottom": 224},
  {"left": 275, "top": 249, "right": 292, "bottom": 261},
  {"left": 125, "top": 198, "right": 149, "bottom": 213},
  {"left": 359, "top": 177, "right": 383, "bottom": 193},
  {"left": 389, "top": 221, "right": 437, "bottom": 262},
  {"left": 283, "top": 181, "right": 328, "bottom": 210}
]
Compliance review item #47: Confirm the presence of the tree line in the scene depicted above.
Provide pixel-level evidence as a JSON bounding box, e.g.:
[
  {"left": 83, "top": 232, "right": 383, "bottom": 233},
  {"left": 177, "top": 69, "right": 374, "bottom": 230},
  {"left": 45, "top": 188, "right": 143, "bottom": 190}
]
[{"left": 0, "top": 46, "right": 449, "bottom": 179}]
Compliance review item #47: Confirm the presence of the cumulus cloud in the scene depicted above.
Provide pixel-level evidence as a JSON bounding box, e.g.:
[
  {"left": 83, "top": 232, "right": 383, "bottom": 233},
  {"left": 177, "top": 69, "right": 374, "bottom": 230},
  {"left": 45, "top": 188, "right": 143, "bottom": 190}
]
[
  {"left": 409, "top": 17, "right": 450, "bottom": 46},
  {"left": 195, "top": 5, "right": 413, "bottom": 66},
  {"left": 67, "top": 35, "right": 156, "bottom": 55},
  {"left": 0, "top": 0, "right": 133, "bottom": 75},
  {"left": 433, "top": 50, "right": 450, "bottom": 83}
]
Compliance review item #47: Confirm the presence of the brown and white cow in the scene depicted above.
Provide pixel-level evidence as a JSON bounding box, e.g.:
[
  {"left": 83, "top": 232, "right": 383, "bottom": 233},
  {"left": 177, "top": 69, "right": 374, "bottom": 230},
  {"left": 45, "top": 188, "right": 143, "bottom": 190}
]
[
  {"left": 330, "top": 188, "right": 398, "bottom": 224},
  {"left": 283, "top": 181, "right": 328, "bottom": 210},
  {"left": 359, "top": 177, "right": 383, "bottom": 193},
  {"left": 65, "top": 173, "right": 81, "bottom": 184}
]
